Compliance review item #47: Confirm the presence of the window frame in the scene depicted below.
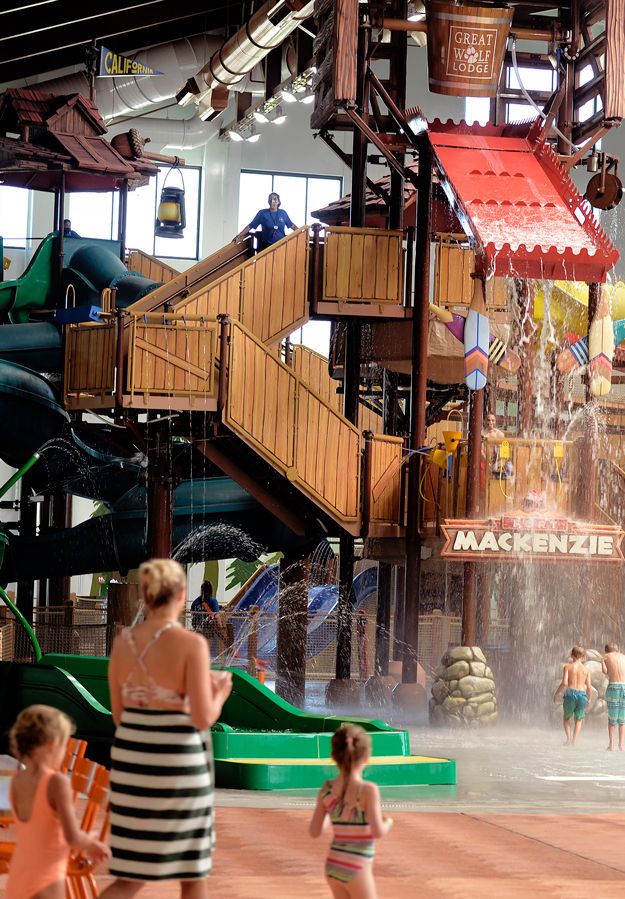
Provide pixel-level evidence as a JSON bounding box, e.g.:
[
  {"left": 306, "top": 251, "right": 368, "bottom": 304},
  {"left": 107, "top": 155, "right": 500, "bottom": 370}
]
[
  {"left": 238, "top": 169, "right": 343, "bottom": 233},
  {"left": 67, "top": 164, "right": 203, "bottom": 261}
]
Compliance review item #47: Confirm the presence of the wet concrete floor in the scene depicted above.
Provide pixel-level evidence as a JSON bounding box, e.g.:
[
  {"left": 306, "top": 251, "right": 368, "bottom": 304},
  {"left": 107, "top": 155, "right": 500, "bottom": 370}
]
[{"left": 4, "top": 717, "right": 625, "bottom": 895}]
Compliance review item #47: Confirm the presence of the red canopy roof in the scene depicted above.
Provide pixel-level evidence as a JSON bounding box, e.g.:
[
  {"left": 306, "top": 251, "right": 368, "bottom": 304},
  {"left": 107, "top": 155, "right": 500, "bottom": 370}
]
[{"left": 428, "top": 119, "right": 619, "bottom": 283}]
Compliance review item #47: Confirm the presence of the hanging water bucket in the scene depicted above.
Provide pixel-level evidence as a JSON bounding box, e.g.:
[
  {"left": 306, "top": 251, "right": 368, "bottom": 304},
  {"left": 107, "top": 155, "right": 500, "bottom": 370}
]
[{"left": 426, "top": 0, "right": 513, "bottom": 97}]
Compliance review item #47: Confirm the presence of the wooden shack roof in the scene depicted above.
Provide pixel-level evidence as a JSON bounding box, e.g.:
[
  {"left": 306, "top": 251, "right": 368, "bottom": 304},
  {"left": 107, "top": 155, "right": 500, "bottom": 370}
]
[
  {"left": 0, "top": 88, "right": 107, "bottom": 135},
  {"left": 0, "top": 89, "right": 157, "bottom": 192}
]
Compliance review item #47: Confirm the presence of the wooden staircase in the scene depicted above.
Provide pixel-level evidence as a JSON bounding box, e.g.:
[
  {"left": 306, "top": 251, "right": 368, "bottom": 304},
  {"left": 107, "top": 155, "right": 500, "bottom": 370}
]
[{"left": 63, "top": 226, "right": 408, "bottom": 536}]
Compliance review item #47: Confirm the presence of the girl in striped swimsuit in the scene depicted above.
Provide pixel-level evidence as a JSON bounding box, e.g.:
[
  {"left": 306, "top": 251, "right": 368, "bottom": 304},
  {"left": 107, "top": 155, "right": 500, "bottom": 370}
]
[{"left": 310, "top": 724, "right": 392, "bottom": 898}]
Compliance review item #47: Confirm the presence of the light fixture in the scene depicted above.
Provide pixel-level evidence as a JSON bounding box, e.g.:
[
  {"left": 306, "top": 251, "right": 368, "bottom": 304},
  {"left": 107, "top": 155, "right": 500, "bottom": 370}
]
[
  {"left": 228, "top": 127, "right": 244, "bottom": 142},
  {"left": 271, "top": 105, "right": 286, "bottom": 124},
  {"left": 281, "top": 86, "right": 298, "bottom": 103},
  {"left": 254, "top": 108, "right": 269, "bottom": 123},
  {"left": 155, "top": 166, "right": 186, "bottom": 239}
]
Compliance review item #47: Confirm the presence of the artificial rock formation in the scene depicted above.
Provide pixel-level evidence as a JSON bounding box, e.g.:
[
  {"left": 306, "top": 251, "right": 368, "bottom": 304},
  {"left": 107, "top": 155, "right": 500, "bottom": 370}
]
[{"left": 429, "top": 645, "right": 498, "bottom": 726}]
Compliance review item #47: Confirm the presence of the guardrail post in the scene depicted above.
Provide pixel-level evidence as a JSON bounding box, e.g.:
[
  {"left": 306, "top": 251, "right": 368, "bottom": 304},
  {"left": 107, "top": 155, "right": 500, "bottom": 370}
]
[
  {"left": 247, "top": 604, "right": 260, "bottom": 677},
  {"left": 217, "top": 313, "right": 231, "bottom": 414},
  {"left": 361, "top": 430, "right": 373, "bottom": 538},
  {"left": 311, "top": 222, "right": 322, "bottom": 309},
  {"left": 404, "top": 225, "right": 414, "bottom": 307},
  {"left": 115, "top": 308, "right": 125, "bottom": 409}
]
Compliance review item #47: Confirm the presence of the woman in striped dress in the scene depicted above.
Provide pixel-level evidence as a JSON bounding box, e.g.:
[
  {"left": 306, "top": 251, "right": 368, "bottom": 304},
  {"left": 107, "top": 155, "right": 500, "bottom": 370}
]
[
  {"left": 309, "top": 725, "right": 393, "bottom": 898},
  {"left": 101, "top": 558, "right": 232, "bottom": 898}
]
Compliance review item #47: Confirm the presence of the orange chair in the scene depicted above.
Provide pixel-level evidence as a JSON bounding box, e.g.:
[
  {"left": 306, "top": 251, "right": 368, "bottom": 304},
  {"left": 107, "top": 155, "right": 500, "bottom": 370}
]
[
  {"left": 61, "top": 738, "right": 88, "bottom": 775},
  {"left": 67, "top": 764, "right": 110, "bottom": 899}
]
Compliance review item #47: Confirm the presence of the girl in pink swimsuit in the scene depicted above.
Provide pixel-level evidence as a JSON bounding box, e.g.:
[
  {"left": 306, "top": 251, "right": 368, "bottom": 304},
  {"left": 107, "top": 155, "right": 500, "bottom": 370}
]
[
  {"left": 6, "top": 705, "right": 110, "bottom": 899},
  {"left": 309, "top": 724, "right": 393, "bottom": 898}
]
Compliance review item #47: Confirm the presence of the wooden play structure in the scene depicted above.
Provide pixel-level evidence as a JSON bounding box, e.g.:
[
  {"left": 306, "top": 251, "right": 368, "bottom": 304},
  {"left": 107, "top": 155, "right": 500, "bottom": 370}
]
[{"left": 1, "top": 0, "right": 625, "bottom": 710}]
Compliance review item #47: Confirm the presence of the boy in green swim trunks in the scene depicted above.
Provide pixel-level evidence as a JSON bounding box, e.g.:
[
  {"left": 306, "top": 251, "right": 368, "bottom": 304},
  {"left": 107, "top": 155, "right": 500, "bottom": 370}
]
[
  {"left": 602, "top": 643, "right": 625, "bottom": 750},
  {"left": 554, "top": 646, "right": 592, "bottom": 745}
]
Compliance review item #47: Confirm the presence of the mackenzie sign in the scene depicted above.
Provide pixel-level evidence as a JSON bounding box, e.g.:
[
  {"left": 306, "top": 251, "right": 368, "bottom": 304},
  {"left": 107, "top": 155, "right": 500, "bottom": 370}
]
[{"left": 441, "top": 513, "right": 624, "bottom": 563}]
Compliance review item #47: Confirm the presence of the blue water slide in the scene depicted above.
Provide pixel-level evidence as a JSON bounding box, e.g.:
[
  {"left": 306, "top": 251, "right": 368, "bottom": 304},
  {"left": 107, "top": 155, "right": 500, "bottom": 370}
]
[{"left": 227, "top": 565, "right": 378, "bottom": 662}]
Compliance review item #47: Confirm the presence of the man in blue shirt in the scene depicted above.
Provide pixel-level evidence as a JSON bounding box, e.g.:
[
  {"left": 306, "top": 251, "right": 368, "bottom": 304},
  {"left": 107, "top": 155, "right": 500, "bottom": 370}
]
[{"left": 234, "top": 192, "right": 298, "bottom": 250}]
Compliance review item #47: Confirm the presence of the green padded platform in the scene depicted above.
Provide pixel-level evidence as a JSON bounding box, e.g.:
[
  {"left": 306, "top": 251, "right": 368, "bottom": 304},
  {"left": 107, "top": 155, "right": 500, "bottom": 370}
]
[{"left": 214, "top": 754, "right": 456, "bottom": 790}]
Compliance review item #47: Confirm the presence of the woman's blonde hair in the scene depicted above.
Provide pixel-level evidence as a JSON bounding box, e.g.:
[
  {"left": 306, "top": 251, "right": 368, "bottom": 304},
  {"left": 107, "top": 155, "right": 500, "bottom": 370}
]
[
  {"left": 331, "top": 724, "right": 371, "bottom": 797},
  {"left": 9, "top": 705, "right": 74, "bottom": 760},
  {"left": 139, "top": 558, "right": 186, "bottom": 609}
]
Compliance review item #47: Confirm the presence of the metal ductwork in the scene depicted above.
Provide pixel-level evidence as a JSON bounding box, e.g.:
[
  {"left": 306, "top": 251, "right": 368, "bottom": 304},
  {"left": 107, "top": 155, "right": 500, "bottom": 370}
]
[
  {"left": 107, "top": 117, "right": 216, "bottom": 152},
  {"left": 178, "top": 0, "right": 315, "bottom": 120},
  {"left": 26, "top": 36, "right": 261, "bottom": 123}
]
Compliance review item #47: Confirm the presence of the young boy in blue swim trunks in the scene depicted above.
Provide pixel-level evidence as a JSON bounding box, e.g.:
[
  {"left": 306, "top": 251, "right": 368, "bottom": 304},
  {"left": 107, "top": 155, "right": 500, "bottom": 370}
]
[
  {"left": 554, "top": 646, "right": 592, "bottom": 745},
  {"left": 602, "top": 642, "right": 625, "bottom": 750}
]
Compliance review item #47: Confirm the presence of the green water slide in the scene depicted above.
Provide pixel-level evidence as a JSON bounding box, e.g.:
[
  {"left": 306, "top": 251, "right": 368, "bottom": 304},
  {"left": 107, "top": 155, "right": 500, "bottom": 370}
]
[
  {"left": 0, "top": 236, "right": 161, "bottom": 323},
  {"left": 0, "top": 235, "right": 57, "bottom": 323}
]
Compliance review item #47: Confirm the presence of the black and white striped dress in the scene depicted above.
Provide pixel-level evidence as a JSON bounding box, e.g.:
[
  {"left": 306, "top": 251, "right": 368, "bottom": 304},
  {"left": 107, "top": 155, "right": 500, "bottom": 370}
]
[{"left": 109, "top": 708, "right": 214, "bottom": 881}]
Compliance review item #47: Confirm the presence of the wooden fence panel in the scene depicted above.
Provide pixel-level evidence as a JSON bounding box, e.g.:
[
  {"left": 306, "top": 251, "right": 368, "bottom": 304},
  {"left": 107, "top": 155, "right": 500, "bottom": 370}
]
[
  {"left": 126, "top": 250, "right": 178, "bottom": 283},
  {"left": 368, "top": 435, "right": 404, "bottom": 525},
  {"left": 225, "top": 323, "right": 360, "bottom": 525},
  {"left": 323, "top": 228, "right": 404, "bottom": 305},
  {"left": 125, "top": 315, "right": 218, "bottom": 408},
  {"left": 171, "top": 229, "right": 309, "bottom": 348},
  {"left": 64, "top": 322, "right": 116, "bottom": 408}
]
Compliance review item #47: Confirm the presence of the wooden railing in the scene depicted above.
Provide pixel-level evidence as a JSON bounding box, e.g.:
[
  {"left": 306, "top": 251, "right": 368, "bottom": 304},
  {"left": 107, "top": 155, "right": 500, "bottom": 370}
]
[
  {"left": 291, "top": 344, "right": 342, "bottom": 414},
  {"left": 290, "top": 343, "right": 384, "bottom": 434},
  {"left": 63, "top": 321, "right": 117, "bottom": 409},
  {"left": 484, "top": 437, "right": 574, "bottom": 517},
  {"left": 169, "top": 228, "right": 309, "bottom": 348},
  {"left": 224, "top": 321, "right": 361, "bottom": 526},
  {"left": 322, "top": 227, "right": 404, "bottom": 307},
  {"left": 434, "top": 233, "right": 507, "bottom": 308},
  {"left": 125, "top": 313, "right": 220, "bottom": 410},
  {"left": 364, "top": 434, "right": 404, "bottom": 535},
  {"left": 126, "top": 249, "right": 178, "bottom": 283},
  {"left": 127, "top": 239, "right": 253, "bottom": 317}
]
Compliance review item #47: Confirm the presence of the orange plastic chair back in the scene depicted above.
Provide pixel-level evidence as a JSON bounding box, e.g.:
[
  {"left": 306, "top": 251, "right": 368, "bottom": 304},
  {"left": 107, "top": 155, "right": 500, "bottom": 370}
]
[{"left": 61, "top": 738, "right": 88, "bottom": 775}]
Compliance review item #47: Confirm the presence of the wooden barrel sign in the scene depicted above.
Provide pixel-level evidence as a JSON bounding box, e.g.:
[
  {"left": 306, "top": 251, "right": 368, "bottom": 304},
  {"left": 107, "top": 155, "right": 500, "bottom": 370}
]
[{"left": 427, "top": 1, "right": 513, "bottom": 97}]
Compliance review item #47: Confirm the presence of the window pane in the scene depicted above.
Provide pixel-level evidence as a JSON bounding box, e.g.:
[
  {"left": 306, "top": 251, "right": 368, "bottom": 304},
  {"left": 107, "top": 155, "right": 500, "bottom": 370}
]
[
  {"left": 273, "top": 174, "right": 307, "bottom": 227},
  {"left": 0, "top": 186, "right": 29, "bottom": 248},
  {"left": 306, "top": 177, "right": 341, "bottom": 223},
  {"left": 507, "top": 66, "right": 555, "bottom": 92},
  {"left": 154, "top": 166, "right": 200, "bottom": 260},
  {"left": 291, "top": 320, "right": 331, "bottom": 357},
  {"left": 238, "top": 172, "right": 273, "bottom": 232},
  {"left": 67, "top": 193, "right": 114, "bottom": 240},
  {"left": 126, "top": 180, "right": 157, "bottom": 254},
  {"left": 506, "top": 102, "right": 535, "bottom": 122},
  {"left": 465, "top": 97, "right": 490, "bottom": 126}
]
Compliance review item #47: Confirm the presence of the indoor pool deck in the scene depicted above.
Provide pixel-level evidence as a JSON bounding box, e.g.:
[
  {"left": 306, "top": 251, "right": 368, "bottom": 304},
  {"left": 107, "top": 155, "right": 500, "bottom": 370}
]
[
  {"left": 102, "top": 722, "right": 625, "bottom": 896},
  {"left": 3, "top": 725, "right": 625, "bottom": 896}
]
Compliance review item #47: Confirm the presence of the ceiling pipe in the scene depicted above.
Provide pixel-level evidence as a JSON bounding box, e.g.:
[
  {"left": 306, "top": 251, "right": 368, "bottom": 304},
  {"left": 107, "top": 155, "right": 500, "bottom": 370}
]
[
  {"left": 107, "top": 116, "right": 216, "bottom": 152},
  {"left": 177, "top": 0, "right": 315, "bottom": 120},
  {"left": 25, "top": 36, "right": 263, "bottom": 123}
]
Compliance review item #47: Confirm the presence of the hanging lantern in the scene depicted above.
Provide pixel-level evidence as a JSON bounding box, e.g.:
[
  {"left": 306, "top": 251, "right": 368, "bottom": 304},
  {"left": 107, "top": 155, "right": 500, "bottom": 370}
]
[{"left": 155, "top": 165, "right": 186, "bottom": 238}]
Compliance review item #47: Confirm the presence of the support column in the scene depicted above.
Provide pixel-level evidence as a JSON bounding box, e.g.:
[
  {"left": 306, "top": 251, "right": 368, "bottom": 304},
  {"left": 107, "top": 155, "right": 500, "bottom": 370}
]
[
  {"left": 582, "top": 282, "right": 601, "bottom": 643},
  {"left": 275, "top": 555, "right": 310, "bottom": 706},
  {"left": 146, "top": 421, "right": 173, "bottom": 559},
  {"left": 582, "top": 282, "right": 601, "bottom": 522},
  {"left": 394, "top": 133, "right": 431, "bottom": 712},
  {"left": 47, "top": 492, "right": 72, "bottom": 606},
  {"left": 462, "top": 387, "right": 483, "bottom": 646},
  {"left": 374, "top": 561, "right": 392, "bottom": 675},
  {"left": 516, "top": 279, "right": 535, "bottom": 438},
  {"left": 17, "top": 471, "right": 37, "bottom": 634}
]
